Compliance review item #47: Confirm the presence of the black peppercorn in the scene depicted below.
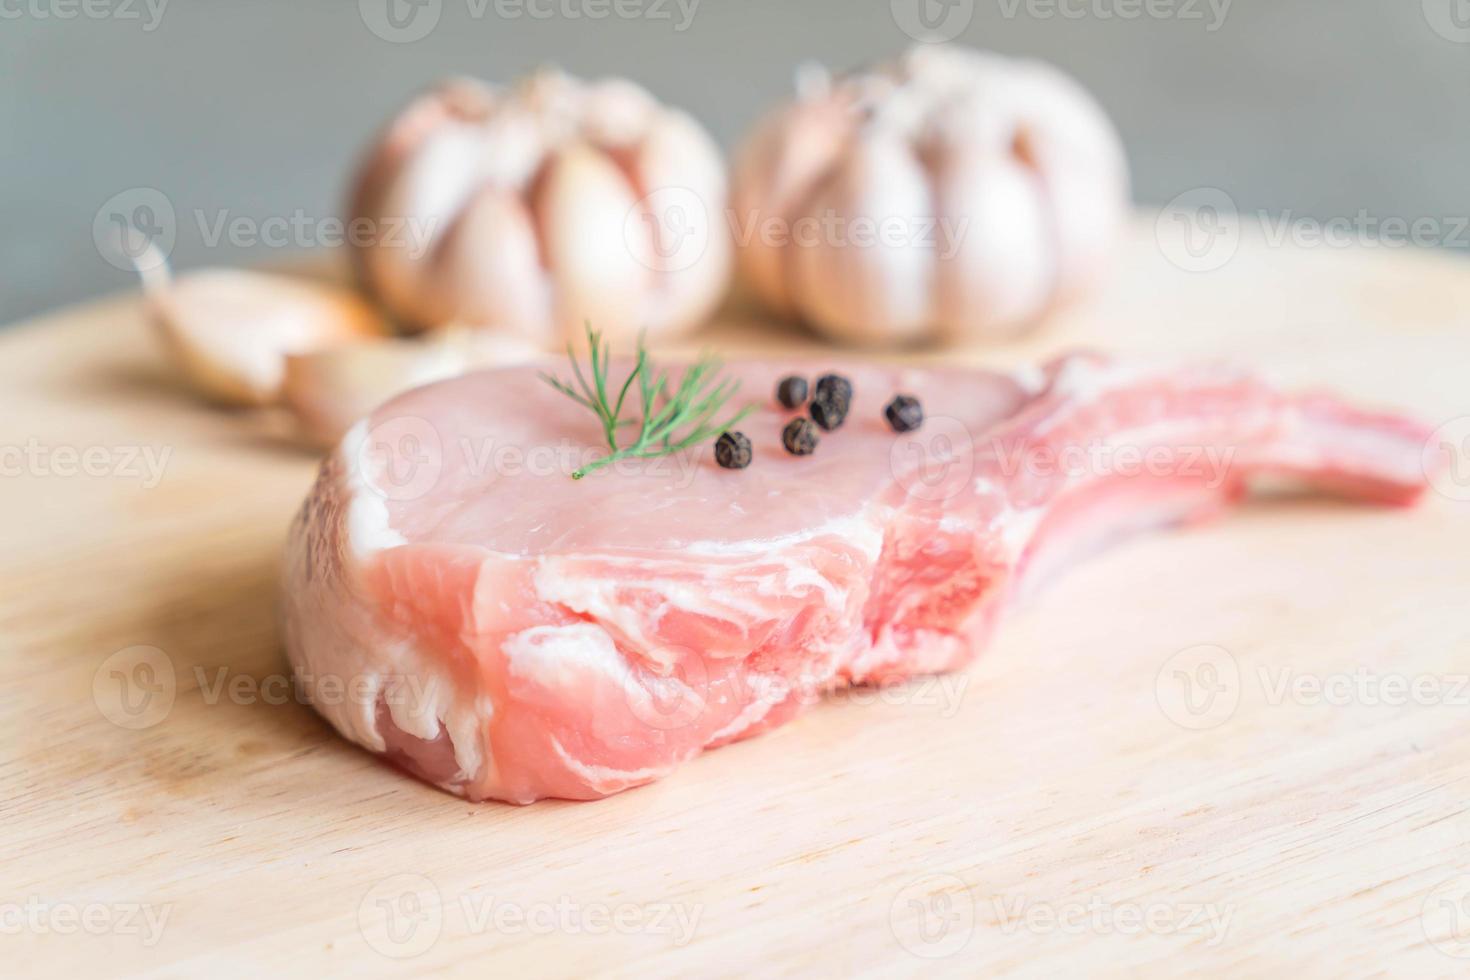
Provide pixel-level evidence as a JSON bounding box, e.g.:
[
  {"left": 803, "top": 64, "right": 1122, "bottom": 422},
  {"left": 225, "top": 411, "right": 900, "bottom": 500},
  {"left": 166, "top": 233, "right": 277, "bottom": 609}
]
[
  {"left": 884, "top": 395, "right": 923, "bottom": 433},
  {"left": 776, "top": 376, "right": 808, "bottom": 410},
  {"left": 714, "top": 431, "right": 752, "bottom": 469},
  {"left": 810, "top": 373, "right": 853, "bottom": 431},
  {"left": 781, "top": 417, "right": 819, "bottom": 456},
  {"left": 809, "top": 397, "right": 848, "bottom": 431},
  {"left": 813, "top": 373, "right": 852, "bottom": 408}
]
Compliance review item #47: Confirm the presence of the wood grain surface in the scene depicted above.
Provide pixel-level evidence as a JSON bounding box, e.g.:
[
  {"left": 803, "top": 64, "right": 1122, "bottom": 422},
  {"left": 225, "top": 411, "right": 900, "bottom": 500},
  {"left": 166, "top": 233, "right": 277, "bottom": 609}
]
[{"left": 3, "top": 219, "right": 1470, "bottom": 978}]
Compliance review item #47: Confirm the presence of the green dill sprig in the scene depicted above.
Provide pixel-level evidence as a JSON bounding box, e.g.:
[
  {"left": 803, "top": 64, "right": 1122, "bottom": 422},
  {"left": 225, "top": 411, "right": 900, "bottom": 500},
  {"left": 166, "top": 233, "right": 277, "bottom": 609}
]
[{"left": 540, "top": 323, "right": 756, "bottom": 480}]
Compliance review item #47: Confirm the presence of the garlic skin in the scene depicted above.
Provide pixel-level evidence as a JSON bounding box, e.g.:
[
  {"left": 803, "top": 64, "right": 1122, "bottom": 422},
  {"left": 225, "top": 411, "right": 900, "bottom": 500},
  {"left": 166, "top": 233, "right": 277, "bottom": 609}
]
[
  {"left": 282, "top": 330, "right": 546, "bottom": 448},
  {"left": 349, "top": 71, "right": 732, "bottom": 346},
  {"left": 140, "top": 256, "right": 388, "bottom": 407},
  {"left": 731, "top": 46, "right": 1129, "bottom": 346}
]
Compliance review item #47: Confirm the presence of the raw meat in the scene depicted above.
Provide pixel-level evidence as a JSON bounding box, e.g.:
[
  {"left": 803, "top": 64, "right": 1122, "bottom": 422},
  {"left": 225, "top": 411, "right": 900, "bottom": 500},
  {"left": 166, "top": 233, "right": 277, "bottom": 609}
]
[{"left": 281, "top": 353, "right": 1433, "bottom": 803}]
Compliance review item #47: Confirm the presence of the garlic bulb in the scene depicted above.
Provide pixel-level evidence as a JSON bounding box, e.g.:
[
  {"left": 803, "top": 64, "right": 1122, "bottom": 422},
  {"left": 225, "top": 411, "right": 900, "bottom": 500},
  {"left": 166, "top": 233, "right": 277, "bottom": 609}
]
[
  {"left": 731, "top": 46, "right": 1129, "bottom": 346},
  {"left": 138, "top": 250, "right": 388, "bottom": 406},
  {"left": 282, "top": 329, "right": 545, "bottom": 448},
  {"left": 349, "top": 70, "right": 732, "bottom": 346}
]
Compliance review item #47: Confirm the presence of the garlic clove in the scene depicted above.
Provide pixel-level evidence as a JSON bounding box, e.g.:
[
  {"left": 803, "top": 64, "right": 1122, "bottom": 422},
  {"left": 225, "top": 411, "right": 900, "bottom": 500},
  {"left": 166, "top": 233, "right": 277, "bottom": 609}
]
[
  {"left": 360, "top": 117, "right": 490, "bottom": 331},
  {"left": 1033, "top": 154, "right": 1128, "bottom": 300},
  {"left": 533, "top": 143, "right": 651, "bottom": 347},
  {"left": 788, "top": 131, "right": 937, "bottom": 346},
  {"left": 631, "top": 109, "right": 733, "bottom": 338},
  {"left": 433, "top": 186, "right": 555, "bottom": 346},
  {"left": 282, "top": 329, "right": 546, "bottom": 448},
  {"left": 348, "top": 78, "right": 499, "bottom": 233},
  {"left": 142, "top": 258, "right": 389, "bottom": 407},
  {"left": 581, "top": 77, "right": 660, "bottom": 149},
  {"left": 931, "top": 149, "right": 1055, "bottom": 342},
  {"left": 731, "top": 98, "right": 853, "bottom": 317}
]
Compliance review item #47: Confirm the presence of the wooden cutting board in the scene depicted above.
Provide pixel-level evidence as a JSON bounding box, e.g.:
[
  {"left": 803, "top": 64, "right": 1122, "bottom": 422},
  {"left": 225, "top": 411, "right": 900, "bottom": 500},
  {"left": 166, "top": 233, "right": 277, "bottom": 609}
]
[{"left": 4, "top": 219, "right": 1470, "bottom": 978}]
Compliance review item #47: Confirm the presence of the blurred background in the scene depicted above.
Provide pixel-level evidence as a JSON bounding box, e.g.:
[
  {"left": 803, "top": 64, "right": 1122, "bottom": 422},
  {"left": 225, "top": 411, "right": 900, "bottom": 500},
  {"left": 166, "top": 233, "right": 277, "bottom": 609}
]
[{"left": 3, "top": 0, "right": 1466, "bottom": 325}]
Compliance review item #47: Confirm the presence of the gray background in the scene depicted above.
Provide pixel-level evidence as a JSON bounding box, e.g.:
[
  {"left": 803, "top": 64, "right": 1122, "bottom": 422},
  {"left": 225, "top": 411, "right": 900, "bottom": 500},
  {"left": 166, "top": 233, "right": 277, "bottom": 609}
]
[{"left": 3, "top": 0, "right": 1467, "bottom": 325}]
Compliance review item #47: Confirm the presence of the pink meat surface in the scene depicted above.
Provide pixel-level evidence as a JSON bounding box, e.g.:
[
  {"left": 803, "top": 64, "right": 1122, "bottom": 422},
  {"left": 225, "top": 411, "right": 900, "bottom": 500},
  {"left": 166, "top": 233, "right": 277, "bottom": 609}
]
[{"left": 281, "top": 353, "right": 1433, "bottom": 803}]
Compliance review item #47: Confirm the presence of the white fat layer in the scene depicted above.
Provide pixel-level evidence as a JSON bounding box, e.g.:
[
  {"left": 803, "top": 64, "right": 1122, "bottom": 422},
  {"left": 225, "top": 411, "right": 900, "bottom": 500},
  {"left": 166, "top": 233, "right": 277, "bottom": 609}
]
[
  {"left": 548, "top": 736, "right": 680, "bottom": 792},
  {"left": 295, "top": 624, "right": 488, "bottom": 788},
  {"left": 340, "top": 419, "right": 408, "bottom": 555},
  {"left": 285, "top": 434, "right": 488, "bottom": 789},
  {"left": 677, "top": 511, "right": 885, "bottom": 558},
  {"left": 503, "top": 623, "right": 636, "bottom": 689},
  {"left": 533, "top": 514, "right": 885, "bottom": 658},
  {"left": 1009, "top": 363, "right": 1048, "bottom": 395},
  {"left": 707, "top": 675, "right": 782, "bottom": 743}
]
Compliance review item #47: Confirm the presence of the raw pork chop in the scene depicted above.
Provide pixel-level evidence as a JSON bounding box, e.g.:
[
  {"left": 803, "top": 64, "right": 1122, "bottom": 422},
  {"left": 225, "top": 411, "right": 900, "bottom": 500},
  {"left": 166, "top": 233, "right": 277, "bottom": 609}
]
[{"left": 281, "top": 354, "right": 1433, "bottom": 803}]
